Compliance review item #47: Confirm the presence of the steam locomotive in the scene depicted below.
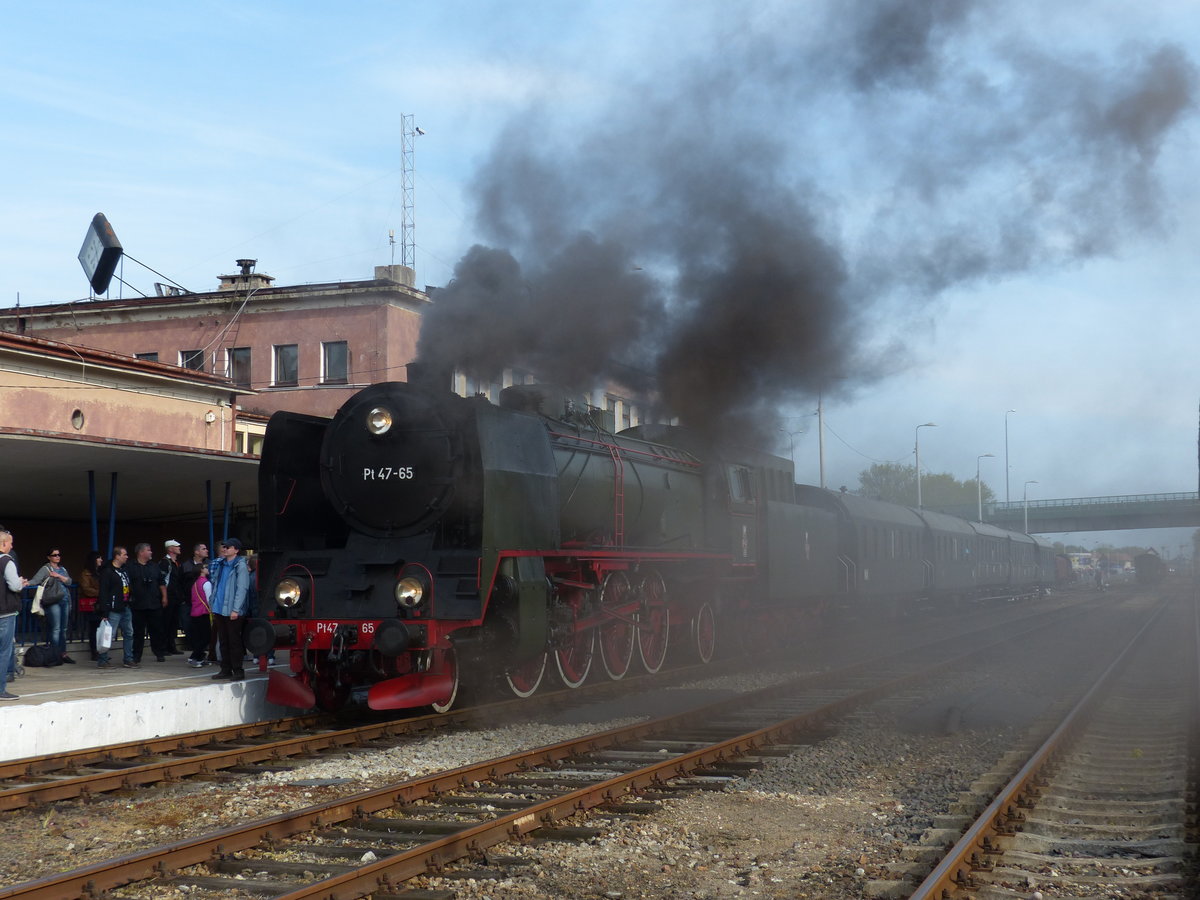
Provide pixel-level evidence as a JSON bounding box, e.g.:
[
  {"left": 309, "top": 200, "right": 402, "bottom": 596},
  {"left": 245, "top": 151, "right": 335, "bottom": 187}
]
[{"left": 246, "top": 378, "right": 1056, "bottom": 711}]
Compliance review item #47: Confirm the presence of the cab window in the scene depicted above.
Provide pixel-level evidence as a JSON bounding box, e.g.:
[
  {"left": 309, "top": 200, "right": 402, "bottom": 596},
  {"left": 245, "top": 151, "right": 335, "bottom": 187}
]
[{"left": 728, "top": 466, "right": 755, "bottom": 503}]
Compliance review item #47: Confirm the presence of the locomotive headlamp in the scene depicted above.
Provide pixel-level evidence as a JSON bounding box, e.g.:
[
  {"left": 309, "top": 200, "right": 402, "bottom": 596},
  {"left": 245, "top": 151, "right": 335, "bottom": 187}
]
[
  {"left": 275, "top": 577, "right": 303, "bottom": 608},
  {"left": 366, "top": 406, "right": 393, "bottom": 435},
  {"left": 395, "top": 576, "right": 425, "bottom": 608}
]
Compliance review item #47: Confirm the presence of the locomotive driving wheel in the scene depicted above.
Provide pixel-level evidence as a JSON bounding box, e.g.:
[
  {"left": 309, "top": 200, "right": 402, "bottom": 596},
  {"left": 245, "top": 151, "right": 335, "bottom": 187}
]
[
  {"left": 691, "top": 601, "right": 716, "bottom": 664},
  {"left": 553, "top": 585, "right": 595, "bottom": 688},
  {"left": 636, "top": 570, "right": 670, "bottom": 674},
  {"left": 598, "top": 571, "right": 635, "bottom": 680},
  {"left": 503, "top": 651, "right": 547, "bottom": 698},
  {"left": 554, "top": 630, "right": 594, "bottom": 687},
  {"left": 555, "top": 630, "right": 594, "bottom": 687},
  {"left": 429, "top": 648, "right": 459, "bottom": 714}
]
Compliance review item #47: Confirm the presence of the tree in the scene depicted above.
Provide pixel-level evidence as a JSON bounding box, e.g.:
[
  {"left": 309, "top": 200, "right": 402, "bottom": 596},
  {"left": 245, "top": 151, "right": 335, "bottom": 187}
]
[
  {"left": 856, "top": 463, "right": 916, "bottom": 504},
  {"left": 856, "top": 462, "right": 996, "bottom": 510}
]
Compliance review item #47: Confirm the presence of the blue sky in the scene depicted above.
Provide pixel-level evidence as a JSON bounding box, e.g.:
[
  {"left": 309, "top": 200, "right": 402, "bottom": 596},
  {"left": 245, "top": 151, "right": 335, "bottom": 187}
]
[{"left": 3, "top": 1, "right": 1199, "bottom": 551}]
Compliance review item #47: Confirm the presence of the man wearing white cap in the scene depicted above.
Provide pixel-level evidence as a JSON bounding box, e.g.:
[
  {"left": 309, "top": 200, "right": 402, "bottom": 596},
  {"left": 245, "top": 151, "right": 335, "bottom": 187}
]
[{"left": 158, "top": 540, "right": 185, "bottom": 655}]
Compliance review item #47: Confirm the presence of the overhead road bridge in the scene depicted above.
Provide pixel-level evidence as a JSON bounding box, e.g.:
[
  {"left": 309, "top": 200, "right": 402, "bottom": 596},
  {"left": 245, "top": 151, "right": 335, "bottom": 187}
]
[{"left": 976, "top": 492, "right": 1200, "bottom": 533}]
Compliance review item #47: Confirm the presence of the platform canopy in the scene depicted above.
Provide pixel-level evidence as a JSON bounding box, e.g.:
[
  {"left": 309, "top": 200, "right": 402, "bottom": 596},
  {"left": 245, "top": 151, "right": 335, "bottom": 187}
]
[{"left": 0, "top": 432, "right": 257, "bottom": 527}]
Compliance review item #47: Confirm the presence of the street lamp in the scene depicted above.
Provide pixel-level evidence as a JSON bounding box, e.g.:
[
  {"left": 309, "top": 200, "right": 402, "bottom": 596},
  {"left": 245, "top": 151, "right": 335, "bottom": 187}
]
[
  {"left": 914, "top": 422, "right": 936, "bottom": 508},
  {"left": 976, "top": 453, "right": 995, "bottom": 521},
  {"left": 1005, "top": 409, "right": 1016, "bottom": 504},
  {"left": 778, "top": 426, "right": 806, "bottom": 472},
  {"left": 1023, "top": 479, "right": 1038, "bottom": 533}
]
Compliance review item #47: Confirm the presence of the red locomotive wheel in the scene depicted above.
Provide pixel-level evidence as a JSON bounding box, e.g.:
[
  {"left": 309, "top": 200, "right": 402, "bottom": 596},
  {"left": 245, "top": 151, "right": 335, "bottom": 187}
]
[
  {"left": 636, "top": 571, "right": 670, "bottom": 674},
  {"left": 692, "top": 601, "right": 716, "bottom": 664},
  {"left": 504, "top": 651, "right": 547, "bottom": 698},
  {"left": 554, "top": 630, "right": 595, "bottom": 688},
  {"left": 430, "top": 649, "right": 459, "bottom": 714},
  {"left": 598, "top": 572, "right": 635, "bottom": 680}
]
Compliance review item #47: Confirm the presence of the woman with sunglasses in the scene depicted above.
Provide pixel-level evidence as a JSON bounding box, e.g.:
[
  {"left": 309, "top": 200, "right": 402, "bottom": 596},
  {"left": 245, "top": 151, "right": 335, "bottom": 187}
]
[{"left": 30, "top": 549, "right": 74, "bottom": 663}]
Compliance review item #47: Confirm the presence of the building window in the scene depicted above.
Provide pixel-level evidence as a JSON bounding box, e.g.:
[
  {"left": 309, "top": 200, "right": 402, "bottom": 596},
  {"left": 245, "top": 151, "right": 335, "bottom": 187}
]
[
  {"left": 136, "top": 352, "right": 159, "bottom": 363},
  {"left": 273, "top": 344, "right": 298, "bottom": 386},
  {"left": 321, "top": 341, "right": 348, "bottom": 384},
  {"left": 235, "top": 430, "right": 265, "bottom": 455},
  {"left": 228, "top": 347, "right": 252, "bottom": 389},
  {"left": 180, "top": 349, "right": 204, "bottom": 371}
]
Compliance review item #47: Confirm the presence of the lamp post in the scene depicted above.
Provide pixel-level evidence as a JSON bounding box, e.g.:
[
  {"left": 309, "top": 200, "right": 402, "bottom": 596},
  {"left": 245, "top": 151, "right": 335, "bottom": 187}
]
[
  {"left": 976, "top": 453, "right": 995, "bottom": 521},
  {"left": 1023, "top": 479, "right": 1038, "bottom": 533},
  {"left": 778, "top": 426, "right": 805, "bottom": 472},
  {"left": 1005, "top": 409, "right": 1016, "bottom": 504},
  {"left": 914, "top": 422, "right": 936, "bottom": 508},
  {"left": 817, "top": 394, "right": 826, "bottom": 489}
]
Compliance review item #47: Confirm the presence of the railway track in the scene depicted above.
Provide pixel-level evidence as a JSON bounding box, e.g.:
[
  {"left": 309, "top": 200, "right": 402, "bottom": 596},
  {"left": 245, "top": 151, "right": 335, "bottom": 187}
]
[
  {"left": 909, "top": 591, "right": 1198, "bottom": 898},
  {"left": 0, "top": 598, "right": 1082, "bottom": 814},
  {"left": 0, "top": 600, "right": 1096, "bottom": 900}
]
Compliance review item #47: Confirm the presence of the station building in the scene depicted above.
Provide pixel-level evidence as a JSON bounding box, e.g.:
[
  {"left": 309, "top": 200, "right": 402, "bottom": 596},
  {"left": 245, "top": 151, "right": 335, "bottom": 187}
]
[
  {"left": 0, "top": 261, "right": 428, "bottom": 421},
  {"left": 0, "top": 259, "right": 656, "bottom": 433}
]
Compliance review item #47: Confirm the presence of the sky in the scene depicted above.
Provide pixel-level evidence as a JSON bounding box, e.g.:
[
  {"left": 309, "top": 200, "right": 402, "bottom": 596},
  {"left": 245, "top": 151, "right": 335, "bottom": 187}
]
[{"left": 2, "top": 1, "right": 1199, "bottom": 554}]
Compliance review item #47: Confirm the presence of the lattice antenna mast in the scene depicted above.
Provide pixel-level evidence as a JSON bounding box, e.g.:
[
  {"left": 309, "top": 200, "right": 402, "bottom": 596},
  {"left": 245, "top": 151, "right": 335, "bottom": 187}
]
[{"left": 400, "top": 113, "right": 416, "bottom": 270}]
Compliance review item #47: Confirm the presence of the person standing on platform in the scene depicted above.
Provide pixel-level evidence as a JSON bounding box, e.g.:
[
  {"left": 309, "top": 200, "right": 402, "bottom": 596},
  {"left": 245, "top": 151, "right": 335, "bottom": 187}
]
[
  {"left": 97, "top": 546, "right": 133, "bottom": 668},
  {"left": 180, "top": 543, "right": 208, "bottom": 595},
  {"left": 29, "top": 548, "right": 73, "bottom": 664},
  {"left": 187, "top": 562, "right": 213, "bottom": 668},
  {"left": 180, "top": 542, "right": 210, "bottom": 659},
  {"left": 158, "top": 540, "right": 185, "bottom": 655},
  {"left": 209, "top": 538, "right": 249, "bottom": 682},
  {"left": 77, "top": 551, "right": 104, "bottom": 661},
  {"left": 127, "top": 542, "right": 167, "bottom": 663},
  {"left": 0, "top": 529, "right": 28, "bottom": 700}
]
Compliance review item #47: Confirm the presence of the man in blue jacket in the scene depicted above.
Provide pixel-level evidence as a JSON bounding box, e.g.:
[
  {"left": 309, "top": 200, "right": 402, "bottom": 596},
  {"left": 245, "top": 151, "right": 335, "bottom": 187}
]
[{"left": 209, "top": 538, "right": 250, "bottom": 682}]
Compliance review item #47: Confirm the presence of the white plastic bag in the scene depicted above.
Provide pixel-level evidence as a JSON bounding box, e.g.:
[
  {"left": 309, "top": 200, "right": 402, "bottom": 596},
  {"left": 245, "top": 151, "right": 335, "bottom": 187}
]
[{"left": 97, "top": 618, "right": 114, "bottom": 652}]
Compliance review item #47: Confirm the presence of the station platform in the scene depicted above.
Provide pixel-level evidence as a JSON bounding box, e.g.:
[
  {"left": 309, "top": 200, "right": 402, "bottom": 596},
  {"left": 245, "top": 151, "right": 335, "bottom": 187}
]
[{"left": 0, "top": 643, "right": 293, "bottom": 762}]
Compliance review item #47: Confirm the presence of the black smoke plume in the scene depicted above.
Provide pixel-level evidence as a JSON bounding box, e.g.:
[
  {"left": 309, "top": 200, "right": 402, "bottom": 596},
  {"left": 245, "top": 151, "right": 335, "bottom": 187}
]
[{"left": 417, "top": 0, "right": 1196, "bottom": 450}]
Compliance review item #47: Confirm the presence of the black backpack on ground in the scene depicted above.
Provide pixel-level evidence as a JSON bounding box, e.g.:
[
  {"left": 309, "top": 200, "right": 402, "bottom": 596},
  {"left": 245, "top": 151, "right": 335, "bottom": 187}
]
[{"left": 23, "top": 644, "right": 62, "bottom": 667}]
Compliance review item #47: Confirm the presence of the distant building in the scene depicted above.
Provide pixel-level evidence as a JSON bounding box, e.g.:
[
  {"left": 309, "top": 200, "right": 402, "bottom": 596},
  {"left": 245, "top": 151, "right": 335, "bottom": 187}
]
[{"left": 0, "top": 261, "right": 427, "bottom": 420}]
